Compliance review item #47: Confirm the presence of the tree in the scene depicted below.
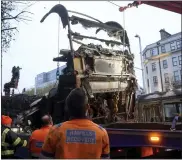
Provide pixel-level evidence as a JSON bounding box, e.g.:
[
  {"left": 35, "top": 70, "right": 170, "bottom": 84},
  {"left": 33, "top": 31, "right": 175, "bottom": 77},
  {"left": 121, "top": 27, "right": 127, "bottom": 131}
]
[
  {"left": 24, "top": 87, "right": 34, "bottom": 96},
  {"left": 25, "top": 83, "right": 58, "bottom": 96},
  {"left": 1, "top": 1, "right": 34, "bottom": 53}
]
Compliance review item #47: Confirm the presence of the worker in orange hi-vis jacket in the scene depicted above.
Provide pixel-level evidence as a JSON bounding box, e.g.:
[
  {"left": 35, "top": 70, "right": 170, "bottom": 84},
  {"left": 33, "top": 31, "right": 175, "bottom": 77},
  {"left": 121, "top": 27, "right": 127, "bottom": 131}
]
[
  {"left": 40, "top": 88, "right": 110, "bottom": 159},
  {"left": 29, "top": 115, "right": 53, "bottom": 158}
]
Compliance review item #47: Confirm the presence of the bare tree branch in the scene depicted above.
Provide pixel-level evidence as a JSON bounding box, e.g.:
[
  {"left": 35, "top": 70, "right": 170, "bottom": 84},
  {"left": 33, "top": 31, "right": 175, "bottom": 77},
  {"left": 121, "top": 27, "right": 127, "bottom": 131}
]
[
  {"left": 1, "top": 1, "right": 34, "bottom": 53},
  {"left": 17, "top": 17, "right": 32, "bottom": 22},
  {"left": 2, "top": 11, "right": 28, "bottom": 21},
  {"left": 1, "top": 27, "right": 17, "bottom": 32},
  {"left": 14, "top": 2, "right": 28, "bottom": 5},
  {"left": 21, "top": 1, "right": 38, "bottom": 12}
]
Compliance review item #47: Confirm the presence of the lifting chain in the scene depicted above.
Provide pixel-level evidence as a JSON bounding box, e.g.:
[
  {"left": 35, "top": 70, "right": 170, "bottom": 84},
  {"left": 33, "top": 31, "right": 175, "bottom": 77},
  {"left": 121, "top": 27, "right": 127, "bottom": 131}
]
[
  {"left": 56, "top": 62, "right": 60, "bottom": 80},
  {"left": 56, "top": 5, "right": 61, "bottom": 81}
]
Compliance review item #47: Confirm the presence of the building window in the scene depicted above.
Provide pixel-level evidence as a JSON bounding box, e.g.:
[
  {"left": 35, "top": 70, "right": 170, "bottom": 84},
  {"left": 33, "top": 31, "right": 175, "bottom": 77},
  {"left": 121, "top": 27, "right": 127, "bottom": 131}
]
[
  {"left": 170, "top": 41, "right": 176, "bottom": 51},
  {"left": 164, "top": 103, "right": 182, "bottom": 120},
  {"left": 164, "top": 73, "right": 169, "bottom": 83},
  {"left": 163, "top": 60, "right": 168, "bottom": 69},
  {"left": 150, "top": 49, "right": 154, "bottom": 56},
  {"left": 150, "top": 48, "right": 158, "bottom": 56},
  {"left": 173, "top": 71, "right": 179, "bottom": 82},
  {"left": 147, "top": 79, "right": 150, "bottom": 87},
  {"left": 153, "top": 76, "right": 158, "bottom": 84},
  {"left": 152, "top": 63, "right": 156, "bottom": 71},
  {"left": 176, "top": 39, "right": 181, "bottom": 49},
  {"left": 172, "top": 57, "right": 177, "bottom": 66},
  {"left": 178, "top": 55, "right": 182, "bottom": 65},
  {"left": 146, "top": 66, "right": 148, "bottom": 74},
  {"left": 161, "top": 45, "right": 166, "bottom": 53}
]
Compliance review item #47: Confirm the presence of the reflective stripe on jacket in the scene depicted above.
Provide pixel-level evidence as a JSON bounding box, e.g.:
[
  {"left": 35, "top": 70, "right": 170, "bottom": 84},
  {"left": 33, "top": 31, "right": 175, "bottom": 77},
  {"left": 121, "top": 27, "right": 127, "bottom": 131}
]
[
  {"left": 29, "top": 125, "right": 52, "bottom": 157},
  {"left": 1, "top": 150, "right": 15, "bottom": 156},
  {"left": 1, "top": 125, "right": 27, "bottom": 157}
]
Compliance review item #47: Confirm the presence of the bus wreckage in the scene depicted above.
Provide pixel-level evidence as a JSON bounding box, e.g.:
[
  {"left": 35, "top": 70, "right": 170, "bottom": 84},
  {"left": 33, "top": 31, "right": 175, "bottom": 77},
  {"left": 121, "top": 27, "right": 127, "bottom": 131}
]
[
  {"left": 1, "top": 4, "right": 181, "bottom": 159},
  {"left": 16, "top": 4, "right": 137, "bottom": 132}
]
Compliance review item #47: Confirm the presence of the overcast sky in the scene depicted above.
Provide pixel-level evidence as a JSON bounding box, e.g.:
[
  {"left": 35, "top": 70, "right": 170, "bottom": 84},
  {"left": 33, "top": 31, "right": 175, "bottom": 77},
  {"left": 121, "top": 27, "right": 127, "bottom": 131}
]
[{"left": 2, "top": 1, "right": 181, "bottom": 93}]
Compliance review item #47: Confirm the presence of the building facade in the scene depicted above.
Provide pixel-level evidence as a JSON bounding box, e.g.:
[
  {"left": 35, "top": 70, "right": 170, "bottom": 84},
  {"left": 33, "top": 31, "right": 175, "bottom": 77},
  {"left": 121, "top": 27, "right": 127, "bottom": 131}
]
[
  {"left": 35, "top": 65, "right": 66, "bottom": 89},
  {"left": 142, "top": 29, "right": 182, "bottom": 94}
]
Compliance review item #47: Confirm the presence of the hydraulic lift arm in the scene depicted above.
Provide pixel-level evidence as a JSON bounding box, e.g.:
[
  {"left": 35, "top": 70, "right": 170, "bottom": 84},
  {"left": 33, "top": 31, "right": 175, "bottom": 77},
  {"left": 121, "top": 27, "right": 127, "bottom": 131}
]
[{"left": 119, "top": 1, "right": 182, "bottom": 14}]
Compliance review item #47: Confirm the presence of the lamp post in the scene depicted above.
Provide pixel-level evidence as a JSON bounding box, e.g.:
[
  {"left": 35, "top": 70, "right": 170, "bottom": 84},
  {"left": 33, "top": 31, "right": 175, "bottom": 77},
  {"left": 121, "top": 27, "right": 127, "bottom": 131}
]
[
  {"left": 135, "top": 34, "right": 145, "bottom": 93},
  {"left": 156, "top": 42, "right": 164, "bottom": 92}
]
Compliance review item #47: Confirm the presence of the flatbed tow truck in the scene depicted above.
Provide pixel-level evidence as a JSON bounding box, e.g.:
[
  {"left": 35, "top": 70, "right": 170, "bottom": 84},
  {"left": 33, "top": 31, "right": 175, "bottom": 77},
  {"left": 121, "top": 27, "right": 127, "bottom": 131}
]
[
  {"left": 8, "top": 1, "right": 182, "bottom": 159},
  {"left": 14, "top": 122, "right": 182, "bottom": 158}
]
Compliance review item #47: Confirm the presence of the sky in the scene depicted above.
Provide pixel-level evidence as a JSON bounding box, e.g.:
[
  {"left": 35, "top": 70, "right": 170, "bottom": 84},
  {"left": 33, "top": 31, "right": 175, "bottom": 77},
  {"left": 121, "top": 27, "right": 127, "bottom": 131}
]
[{"left": 2, "top": 1, "right": 181, "bottom": 93}]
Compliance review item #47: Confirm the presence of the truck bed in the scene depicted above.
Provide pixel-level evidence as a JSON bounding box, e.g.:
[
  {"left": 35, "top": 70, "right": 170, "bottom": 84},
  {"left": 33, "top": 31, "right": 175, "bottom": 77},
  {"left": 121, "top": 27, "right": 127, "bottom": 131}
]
[
  {"left": 103, "top": 122, "right": 182, "bottom": 130},
  {"left": 105, "top": 122, "right": 182, "bottom": 150},
  {"left": 15, "top": 122, "right": 182, "bottom": 158}
]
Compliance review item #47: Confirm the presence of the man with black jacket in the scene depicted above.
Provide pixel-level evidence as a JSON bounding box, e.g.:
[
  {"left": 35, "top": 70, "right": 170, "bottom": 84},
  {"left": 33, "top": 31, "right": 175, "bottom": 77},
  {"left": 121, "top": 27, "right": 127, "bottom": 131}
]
[{"left": 1, "top": 115, "right": 27, "bottom": 159}]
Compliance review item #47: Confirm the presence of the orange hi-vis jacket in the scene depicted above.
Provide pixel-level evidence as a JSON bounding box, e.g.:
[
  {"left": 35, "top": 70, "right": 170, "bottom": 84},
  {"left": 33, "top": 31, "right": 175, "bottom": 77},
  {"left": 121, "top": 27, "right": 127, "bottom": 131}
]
[
  {"left": 29, "top": 125, "right": 52, "bottom": 157},
  {"left": 40, "top": 119, "right": 110, "bottom": 159}
]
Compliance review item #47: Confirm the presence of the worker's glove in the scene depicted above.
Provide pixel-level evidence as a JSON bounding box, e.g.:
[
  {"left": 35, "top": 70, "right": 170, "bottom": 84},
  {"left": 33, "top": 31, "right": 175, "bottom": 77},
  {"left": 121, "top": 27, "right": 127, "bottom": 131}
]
[{"left": 170, "top": 127, "right": 176, "bottom": 131}]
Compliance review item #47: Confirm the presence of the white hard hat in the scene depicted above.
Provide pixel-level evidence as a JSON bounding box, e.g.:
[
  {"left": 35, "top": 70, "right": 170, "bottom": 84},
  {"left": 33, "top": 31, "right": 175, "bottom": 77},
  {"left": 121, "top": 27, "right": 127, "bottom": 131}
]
[{"left": 41, "top": 115, "right": 50, "bottom": 120}]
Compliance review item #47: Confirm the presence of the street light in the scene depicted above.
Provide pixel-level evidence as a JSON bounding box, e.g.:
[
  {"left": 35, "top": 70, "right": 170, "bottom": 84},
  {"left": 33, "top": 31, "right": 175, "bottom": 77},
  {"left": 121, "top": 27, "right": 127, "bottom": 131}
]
[
  {"left": 135, "top": 34, "right": 145, "bottom": 93},
  {"left": 156, "top": 42, "right": 164, "bottom": 92}
]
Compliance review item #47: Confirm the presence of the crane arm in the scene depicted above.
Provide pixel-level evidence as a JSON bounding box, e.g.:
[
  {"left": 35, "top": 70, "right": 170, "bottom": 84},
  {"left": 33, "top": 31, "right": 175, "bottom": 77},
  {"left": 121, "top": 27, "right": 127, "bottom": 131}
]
[{"left": 119, "top": 1, "right": 182, "bottom": 14}]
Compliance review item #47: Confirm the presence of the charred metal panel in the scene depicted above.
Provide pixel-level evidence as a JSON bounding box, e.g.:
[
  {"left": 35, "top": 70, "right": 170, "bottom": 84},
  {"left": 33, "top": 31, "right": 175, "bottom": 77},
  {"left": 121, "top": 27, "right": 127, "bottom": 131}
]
[
  {"left": 93, "top": 56, "right": 123, "bottom": 76},
  {"left": 73, "top": 58, "right": 83, "bottom": 73},
  {"left": 89, "top": 81, "right": 128, "bottom": 93}
]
